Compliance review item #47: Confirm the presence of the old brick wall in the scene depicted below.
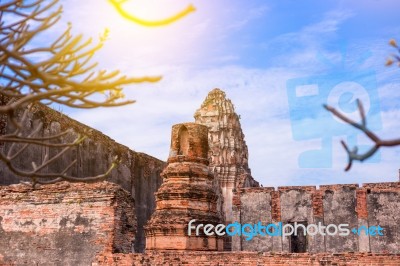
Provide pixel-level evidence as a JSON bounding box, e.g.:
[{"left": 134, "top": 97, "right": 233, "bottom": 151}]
[
  {"left": 145, "top": 123, "right": 224, "bottom": 251},
  {"left": 232, "top": 182, "right": 400, "bottom": 253},
  {"left": 320, "top": 184, "right": 359, "bottom": 253},
  {"left": 95, "top": 251, "right": 400, "bottom": 265},
  {"left": 364, "top": 183, "right": 400, "bottom": 253},
  {"left": 0, "top": 182, "right": 135, "bottom": 265},
  {"left": 0, "top": 104, "right": 165, "bottom": 252}
]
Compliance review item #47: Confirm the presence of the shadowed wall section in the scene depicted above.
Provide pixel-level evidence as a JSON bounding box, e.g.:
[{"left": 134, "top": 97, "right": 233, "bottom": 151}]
[
  {"left": 232, "top": 182, "right": 400, "bottom": 253},
  {"left": 0, "top": 182, "right": 135, "bottom": 265},
  {"left": 0, "top": 104, "right": 165, "bottom": 252}
]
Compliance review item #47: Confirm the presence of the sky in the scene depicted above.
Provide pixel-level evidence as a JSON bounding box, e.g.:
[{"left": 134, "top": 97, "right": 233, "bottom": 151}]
[{"left": 35, "top": 0, "right": 400, "bottom": 187}]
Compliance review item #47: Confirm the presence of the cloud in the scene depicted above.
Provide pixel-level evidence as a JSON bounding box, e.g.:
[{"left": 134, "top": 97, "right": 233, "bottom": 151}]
[
  {"left": 69, "top": 62, "right": 400, "bottom": 187},
  {"left": 260, "top": 9, "right": 355, "bottom": 69},
  {"left": 52, "top": 2, "right": 400, "bottom": 187},
  {"left": 303, "top": 10, "right": 354, "bottom": 35},
  {"left": 225, "top": 5, "right": 269, "bottom": 31}
]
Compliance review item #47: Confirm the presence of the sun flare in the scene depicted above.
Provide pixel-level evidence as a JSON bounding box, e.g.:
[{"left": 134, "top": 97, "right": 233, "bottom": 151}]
[{"left": 108, "top": 0, "right": 196, "bottom": 27}]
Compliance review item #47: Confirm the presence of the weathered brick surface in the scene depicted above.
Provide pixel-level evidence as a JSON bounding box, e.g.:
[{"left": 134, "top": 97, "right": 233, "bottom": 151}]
[
  {"left": 0, "top": 181, "right": 136, "bottom": 265},
  {"left": 0, "top": 103, "right": 165, "bottom": 252},
  {"left": 356, "top": 189, "right": 368, "bottom": 219},
  {"left": 320, "top": 185, "right": 358, "bottom": 253},
  {"left": 363, "top": 182, "right": 400, "bottom": 191},
  {"left": 194, "top": 88, "right": 259, "bottom": 226},
  {"left": 271, "top": 191, "right": 281, "bottom": 222},
  {"left": 232, "top": 182, "right": 400, "bottom": 253},
  {"left": 94, "top": 251, "right": 400, "bottom": 266},
  {"left": 311, "top": 190, "right": 323, "bottom": 218},
  {"left": 145, "top": 123, "right": 224, "bottom": 251},
  {"left": 367, "top": 187, "right": 400, "bottom": 253},
  {"left": 240, "top": 188, "right": 273, "bottom": 251}
]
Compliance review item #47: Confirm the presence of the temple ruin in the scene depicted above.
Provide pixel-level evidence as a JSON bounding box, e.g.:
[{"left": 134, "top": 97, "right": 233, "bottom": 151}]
[
  {"left": 145, "top": 123, "right": 224, "bottom": 251},
  {"left": 0, "top": 88, "right": 399, "bottom": 265},
  {"left": 194, "top": 88, "right": 259, "bottom": 224}
]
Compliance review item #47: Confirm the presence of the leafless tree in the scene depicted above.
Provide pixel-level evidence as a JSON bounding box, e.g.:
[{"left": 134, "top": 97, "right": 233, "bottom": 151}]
[
  {"left": 0, "top": 0, "right": 160, "bottom": 186},
  {"left": 325, "top": 39, "right": 400, "bottom": 171}
]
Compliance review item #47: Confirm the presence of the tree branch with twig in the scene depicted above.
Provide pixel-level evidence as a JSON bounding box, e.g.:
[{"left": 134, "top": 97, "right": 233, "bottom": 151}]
[
  {"left": 324, "top": 100, "right": 400, "bottom": 171},
  {"left": 0, "top": 0, "right": 161, "bottom": 187},
  {"left": 325, "top": 39, "right": 400, "bottom": 171}
]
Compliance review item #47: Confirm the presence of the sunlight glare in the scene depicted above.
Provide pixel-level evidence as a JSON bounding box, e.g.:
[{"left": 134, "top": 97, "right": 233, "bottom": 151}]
[{"left": 108, "top": 0, "right": 196, "bottom": 27}]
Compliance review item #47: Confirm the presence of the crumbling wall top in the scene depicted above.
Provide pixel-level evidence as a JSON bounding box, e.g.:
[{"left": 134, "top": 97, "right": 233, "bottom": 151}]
[{"left": 168, "top": 123, "right": 209, "bottom": 165}]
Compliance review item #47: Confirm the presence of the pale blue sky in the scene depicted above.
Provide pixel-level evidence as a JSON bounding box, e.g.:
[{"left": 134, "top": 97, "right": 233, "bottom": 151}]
[{"left": 27, "top": 0, "right": 400, "bottom": 186}]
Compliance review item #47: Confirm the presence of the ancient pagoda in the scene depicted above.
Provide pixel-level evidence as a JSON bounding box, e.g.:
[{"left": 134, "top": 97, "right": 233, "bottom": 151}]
[
  {"left": 194, "top": 88, "right": 259, "bottom": 223},
  {"left": 145, "top": 123, "right": 224, "bottom": 251}
]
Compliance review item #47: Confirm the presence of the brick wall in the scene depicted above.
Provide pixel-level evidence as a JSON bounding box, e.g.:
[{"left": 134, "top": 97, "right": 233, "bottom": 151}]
[
  {"left": 0, "top": 182, "right": 136, "bottom": 265},
  {"left": 232, "top": 182, "right": 400, "bottom": 253},
  {"left": 94, "top": 251, "right": 400, "bottom": 265},
  {"left": 0, "top": 104, "right": 165, "bottom": 252}
]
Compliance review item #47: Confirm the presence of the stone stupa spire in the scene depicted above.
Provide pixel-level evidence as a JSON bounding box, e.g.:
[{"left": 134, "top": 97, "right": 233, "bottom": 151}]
[{"left": 194, "top": 88, "right": 259, "bottom": 224}]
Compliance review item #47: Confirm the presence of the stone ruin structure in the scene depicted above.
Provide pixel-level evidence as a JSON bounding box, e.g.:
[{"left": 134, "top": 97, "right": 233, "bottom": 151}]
[
  {"left": 231, "top": 183, "right": 400, "bottom": 254},
  {"left": 194, "top": 88, "right": 259, "bottom": 224},
  {"left": 0, "top": 102, "right": 165, "bottom": 253},
  {"left": 145, "top": 123, "right": 224, "bottom": 251},
  {"left": 0, "top": 88, "right": 399, "bottom": 265}
]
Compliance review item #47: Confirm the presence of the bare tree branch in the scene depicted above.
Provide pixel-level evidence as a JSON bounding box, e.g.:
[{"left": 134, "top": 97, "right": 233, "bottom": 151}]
[
  {"left": 0, "top": 0, "right": 162, "bottom": 186},
  {"left": 324, "top": 39, "right": 400, "bottom": 171},
  {"left": 324, "top": 99, "right": 400, "bottom": 171}
]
